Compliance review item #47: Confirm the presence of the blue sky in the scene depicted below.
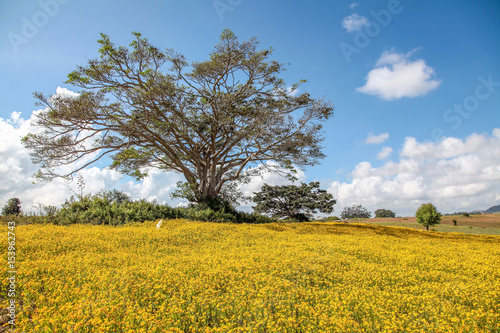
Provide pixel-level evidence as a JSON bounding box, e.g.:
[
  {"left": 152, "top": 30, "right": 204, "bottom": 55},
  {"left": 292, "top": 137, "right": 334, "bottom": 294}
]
[{"left": 1, "top": 0, "right": 499, "bottom": 217}]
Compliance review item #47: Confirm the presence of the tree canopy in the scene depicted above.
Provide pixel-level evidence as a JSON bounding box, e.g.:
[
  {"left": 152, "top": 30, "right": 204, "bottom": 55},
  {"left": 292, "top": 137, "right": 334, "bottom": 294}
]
[
  {"left": 252, "top": 182, "right": 335, "bottom": 221},
  {"left": 415, "top": 203, "right": 441, "bottom": 230},
  {"left": 340, "top": 204, "right": 371, "bottom": 220},
  {"left": 374, "top": 209, "right": 396, "bottom": 218},
  {"left": 2, "top": 198, "right": 21, "bottom": 216},
  {"left": 22, "top": 29, "right": 334, "bottom": 206}
]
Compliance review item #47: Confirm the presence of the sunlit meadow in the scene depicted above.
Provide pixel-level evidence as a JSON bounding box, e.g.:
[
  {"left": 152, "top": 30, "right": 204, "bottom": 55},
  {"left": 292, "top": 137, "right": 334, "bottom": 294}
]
[{"left": 2, "top": 220, "right": 500, "bottom": 332}]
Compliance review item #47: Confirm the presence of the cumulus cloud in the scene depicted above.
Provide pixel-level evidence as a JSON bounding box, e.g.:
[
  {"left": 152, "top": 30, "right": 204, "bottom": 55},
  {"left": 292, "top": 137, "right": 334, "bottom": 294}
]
[
  {"left": 400, "top": 132, "right": 492, "bottom": 160},
  {"left": 0, "top": 110, "right": 185, "bottom": 212},
  {"left": 0, "top": 110, "right": 72, "bottom": 209},
  {"left": 377, "top": 147, "right": 393, "bottom": 160},
  {"left": 286, "top": 86, "right": 300, "bottom": 97},
  {"left": 329, "top": 130, "right": 500, "bottom": 216},
  {"left": 54, "top": 86, "right": 79, "bottom": 99},
  {"left": 365, "top": 132, "right": 389, "bottom": 144},
  {"left": 356, "top": 49, "right": 441, "bottom": 100},
  {"left": 342, "top": 13, "right": 369, "bottom": 32}
]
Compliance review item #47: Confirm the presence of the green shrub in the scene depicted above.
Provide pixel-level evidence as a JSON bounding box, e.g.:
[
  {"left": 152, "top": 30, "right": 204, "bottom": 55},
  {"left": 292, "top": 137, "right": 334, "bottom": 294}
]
[
  {"left": 55, "top": 194, "right": 183, "bottom": 225},
  {"left": 182, "top": 204, "right": 275, "bottom": 224},
  {"left": 0, "top": 214, "right": 50, "bottom": 225},
  {"left": 290, "top": 213, "right": 310, "bottom": 222},
  {"left": 52, "top": 190, "right": 274, "bottom": 225},
  {"left": 1, "top": 190, "right": 274, "bottom": 226},
  {"left": 194, "top": 197, "right": 237, "bottom": 214}
]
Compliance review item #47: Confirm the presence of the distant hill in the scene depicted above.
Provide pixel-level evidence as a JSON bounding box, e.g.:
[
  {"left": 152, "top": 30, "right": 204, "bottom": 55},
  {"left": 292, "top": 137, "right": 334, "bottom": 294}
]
[
  {"left": 486, "top": 205, "right": 500, "bottom": 214},
  {"left": 446, "top": 205, "right": 500, "bottom": 216}
]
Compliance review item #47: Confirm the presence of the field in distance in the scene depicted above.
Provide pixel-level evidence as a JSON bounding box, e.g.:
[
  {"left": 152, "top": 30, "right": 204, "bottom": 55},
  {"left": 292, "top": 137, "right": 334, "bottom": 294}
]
[
  {"left": 360, "top": 214, "right": 500, "bottom": 235},
  {"left": 2, "top": 219, "right": 499, "bottom": 332}
]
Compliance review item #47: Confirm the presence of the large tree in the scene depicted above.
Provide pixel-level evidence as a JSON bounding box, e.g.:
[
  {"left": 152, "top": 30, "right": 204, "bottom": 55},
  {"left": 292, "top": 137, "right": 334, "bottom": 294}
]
[{"left": 22, "top": 29, "right": 333, "bottom": 206}]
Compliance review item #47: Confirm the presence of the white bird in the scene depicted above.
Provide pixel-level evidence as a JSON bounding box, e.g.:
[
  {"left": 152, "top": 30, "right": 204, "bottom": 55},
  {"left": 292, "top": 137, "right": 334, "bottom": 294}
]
[{"left": 156, "top": 219, "right": 163, "bottom": 229}]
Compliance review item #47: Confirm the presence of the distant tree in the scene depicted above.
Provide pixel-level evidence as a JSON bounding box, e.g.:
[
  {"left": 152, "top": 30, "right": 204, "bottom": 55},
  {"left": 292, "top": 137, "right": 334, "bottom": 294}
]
[
  {"left": 252, "top": 182, "right": 336, "bottom": 221},
  {"left": 374, "top": 209, "right": 396, "bottom": 218},
  {"left": 2, "top": 198, "right": 22, "bottom": 216},
  {"left": 97, "top": 189, "right": 132, "bottom": 204},
  {"left": 415, "top": 203, "right": 442, "bottom": 231},
  {"left": 341, "top": 204, "right": 371, "bottom": 219},
  {"left": 21, "top": 29, "right": 334, "bottom": 211}
]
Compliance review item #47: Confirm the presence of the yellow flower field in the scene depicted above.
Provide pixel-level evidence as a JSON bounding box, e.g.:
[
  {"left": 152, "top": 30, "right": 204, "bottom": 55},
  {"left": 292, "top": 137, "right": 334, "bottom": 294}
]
[{"left": 2, "top": 220, "right": 500, "bottom": 332}]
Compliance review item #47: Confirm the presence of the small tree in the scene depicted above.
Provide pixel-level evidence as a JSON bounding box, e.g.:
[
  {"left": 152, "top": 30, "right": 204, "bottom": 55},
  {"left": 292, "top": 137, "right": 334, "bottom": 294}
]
[
  {"left": 415, "top": 203, "right": 442, "bottom": 231},
  {"left": 252, "top": 182, "right": 335, "bottom": 221},
  {"left": 374, "top": 209, "right": 396, "bottom": 218},
  {"left": 2, "top": 198, "right": 22, "bottom": 216},
  {"left": 341, "top": 204, "right": 371, "bottom": 220}
]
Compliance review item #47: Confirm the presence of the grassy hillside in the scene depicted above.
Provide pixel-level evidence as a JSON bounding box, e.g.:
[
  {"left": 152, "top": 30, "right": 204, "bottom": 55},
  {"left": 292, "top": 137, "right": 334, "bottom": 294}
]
[
  {"left": 363, "top": 214, "right": 500, "bottom": 235},
  {"left": 2, "top": 220, "right": 500, "bottom": 332}
]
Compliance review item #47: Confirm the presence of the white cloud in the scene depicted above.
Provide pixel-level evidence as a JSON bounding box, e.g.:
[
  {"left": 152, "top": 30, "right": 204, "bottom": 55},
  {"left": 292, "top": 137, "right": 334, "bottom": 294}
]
[
  {"left": 120, "top": 169, "right": 184, "bottom": 204},
  {"left": 0, "top": 110, "right": 184, "bottom": 212},
  {"left": 329, "top": 130, "right": 500, "bottom": 216},
  {"left": 400, "top": 133, "right": 489, "bottom": 160},
  {"left": 342, "top": 13, "right": 369, "bottom": 32},
  {"left": 377, "top": 147, "right": 393, "bottom": 160},
  {"left": 349, "top": 3, "right": 359, "bottom": 9},
  {"left": 0, "top": 110, "right": 71, "bottom": 210},
  {"left": 356, "top": 49, "right": 441, "bottom": 100},
  {"left": 286, "top": 86, "right": 300, "bottom": 97},
  {"left": 55, "top": 86, "right": 79, "bottom": 99},
  {"left": 365, "top": 132, "right": 389, "bottom": 144}
]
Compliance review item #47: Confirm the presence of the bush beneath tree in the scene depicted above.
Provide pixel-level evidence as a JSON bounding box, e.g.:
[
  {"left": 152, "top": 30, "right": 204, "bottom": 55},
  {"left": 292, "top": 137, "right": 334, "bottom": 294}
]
[{"left": 1, "top": 190, "right": 275, "bottom": 225}]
